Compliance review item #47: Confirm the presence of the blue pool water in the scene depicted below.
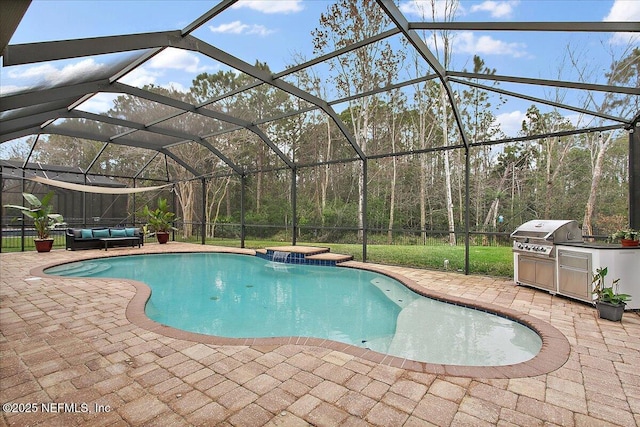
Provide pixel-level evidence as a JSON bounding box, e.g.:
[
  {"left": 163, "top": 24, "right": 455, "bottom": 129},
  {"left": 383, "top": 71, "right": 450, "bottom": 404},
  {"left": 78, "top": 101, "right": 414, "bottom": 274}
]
[{"left": 46, "top": 253, "right": 542, "bottom": 366}]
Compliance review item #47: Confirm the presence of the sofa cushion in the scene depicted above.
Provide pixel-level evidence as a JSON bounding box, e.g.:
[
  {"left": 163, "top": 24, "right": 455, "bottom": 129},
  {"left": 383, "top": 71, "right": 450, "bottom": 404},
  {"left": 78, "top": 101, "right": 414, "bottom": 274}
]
[
  {"left": 81, "top": 229, "right": 93, "bottom": 239},
  {"left": 72, "top": 228, "right": 82, "bottom": 238},
  {"left": 110, "top": 228, "right": 127, "bottom": 237},
  {"left": 93, "top": 229, "right": 110, "bottom": 238},
  {"left": 125, "top": 227, "right": 137, "bottom": 237}
]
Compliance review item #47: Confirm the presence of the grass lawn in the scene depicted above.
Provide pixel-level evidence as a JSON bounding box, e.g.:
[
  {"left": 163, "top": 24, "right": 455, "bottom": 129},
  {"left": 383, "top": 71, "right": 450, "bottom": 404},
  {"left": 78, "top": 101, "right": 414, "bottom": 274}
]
[{"left": 185, "top": 237, "right": 514, "bottom": 277}]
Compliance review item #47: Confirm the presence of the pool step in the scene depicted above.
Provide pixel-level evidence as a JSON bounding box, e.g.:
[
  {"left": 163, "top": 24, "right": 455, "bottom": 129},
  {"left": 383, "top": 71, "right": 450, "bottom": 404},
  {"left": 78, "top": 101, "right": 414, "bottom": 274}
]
[
  {"left": 305, "top": 252, "right": 353, "bottom": 263},
  {"left": 259, "top": 245, "right": 353, "bottom": 265},
  {"left": 45, "top": 261, "right": 111, "bottom": 277}
]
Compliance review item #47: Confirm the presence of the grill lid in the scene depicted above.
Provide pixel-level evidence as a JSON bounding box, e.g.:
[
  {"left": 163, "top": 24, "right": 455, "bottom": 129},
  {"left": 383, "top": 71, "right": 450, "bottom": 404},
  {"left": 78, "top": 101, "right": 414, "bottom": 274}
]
[{"left": 510, "top": 220, "right": 583, "bottom": 243}]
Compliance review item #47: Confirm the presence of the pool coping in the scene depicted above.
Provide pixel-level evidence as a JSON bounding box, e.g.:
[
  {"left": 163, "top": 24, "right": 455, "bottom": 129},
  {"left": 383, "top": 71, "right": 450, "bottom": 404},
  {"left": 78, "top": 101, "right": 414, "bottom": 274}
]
[{"left": 33, "top": 249, "right": 570, "bottom": 379}]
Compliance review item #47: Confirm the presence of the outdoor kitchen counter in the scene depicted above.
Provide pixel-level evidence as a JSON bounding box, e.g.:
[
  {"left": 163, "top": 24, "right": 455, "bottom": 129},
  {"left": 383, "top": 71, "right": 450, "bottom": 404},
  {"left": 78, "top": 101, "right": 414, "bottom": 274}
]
[
  {"left": 555, "top": 243, "right": 640, "bottom": 309},
  {"left": 557, "top": 242, "right": 640, "bottom": 249}
]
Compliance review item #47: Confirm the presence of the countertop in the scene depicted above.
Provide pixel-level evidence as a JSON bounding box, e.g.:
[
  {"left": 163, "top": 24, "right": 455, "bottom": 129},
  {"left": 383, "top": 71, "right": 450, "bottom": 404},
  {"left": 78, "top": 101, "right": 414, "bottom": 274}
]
[{"left": 556, "top": 242, "right": 640, "bottom": 250}]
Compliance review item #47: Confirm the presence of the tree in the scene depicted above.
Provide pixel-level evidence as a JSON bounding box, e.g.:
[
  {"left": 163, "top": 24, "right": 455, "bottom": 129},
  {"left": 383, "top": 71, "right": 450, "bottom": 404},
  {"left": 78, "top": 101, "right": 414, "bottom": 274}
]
[
  {"left": 581, "top": 47, "right": 639, "bottom": 235},
  {"left": 521, "top": 106, "right": 575, "bottom": 219},
  {"left": 420, "top": 0, "right": 460, "bottom": 245},
  {"left": 458, "top": 55, "right": 504, "bottom": 229},
  {"left": 312, "top": 0, "right": 399, "bottom": 241}
]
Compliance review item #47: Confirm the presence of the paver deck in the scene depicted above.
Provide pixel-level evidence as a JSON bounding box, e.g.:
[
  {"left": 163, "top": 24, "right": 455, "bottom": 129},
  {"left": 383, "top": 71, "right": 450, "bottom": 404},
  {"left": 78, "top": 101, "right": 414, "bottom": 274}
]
[{"left": 1, "top": 242, "right": 639, "bottom": 426}]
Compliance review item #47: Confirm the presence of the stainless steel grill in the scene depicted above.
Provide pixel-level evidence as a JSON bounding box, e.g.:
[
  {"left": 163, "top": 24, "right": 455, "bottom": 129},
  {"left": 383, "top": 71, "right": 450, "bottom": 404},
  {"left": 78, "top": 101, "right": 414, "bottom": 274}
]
[
  {"left": 511, "top": 219, "right": 584, "bottom": 292},
  {"left": 510, "top": 219, "right": 583, "bottom": 258}
]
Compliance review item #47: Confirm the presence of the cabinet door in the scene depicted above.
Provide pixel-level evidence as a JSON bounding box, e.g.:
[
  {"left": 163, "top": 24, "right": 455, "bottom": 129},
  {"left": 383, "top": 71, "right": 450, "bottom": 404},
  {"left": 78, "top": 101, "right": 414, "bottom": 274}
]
[
  {"left": 558, "top": 251, "right": 591, "bottom": 301},
  {"left": 559, "top": 267, "right": 590, "bottom": 300},
  {"left": 535, "top": 259, "right": 556, "bottom": 291},
  {"left": 518, "top": 256, "right": 536, "bottom": 285}
]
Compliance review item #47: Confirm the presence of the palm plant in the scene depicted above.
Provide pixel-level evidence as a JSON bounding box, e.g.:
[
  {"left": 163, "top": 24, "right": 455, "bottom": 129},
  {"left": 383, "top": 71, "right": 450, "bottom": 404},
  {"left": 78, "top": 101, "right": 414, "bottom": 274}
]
[
  {"left": 142, "top": 197, "right": 177, "bottom": 233},
  {"left": 4, "top": 192, "right": 64, "bottom": 239}
]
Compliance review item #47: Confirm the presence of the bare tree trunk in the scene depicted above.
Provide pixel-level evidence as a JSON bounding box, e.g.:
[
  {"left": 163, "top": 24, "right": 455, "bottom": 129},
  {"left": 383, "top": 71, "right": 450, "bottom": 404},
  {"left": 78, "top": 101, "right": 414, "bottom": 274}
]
[
  {"left": 356, "top": 113, "right": 369, "bottom": 242},
  {"left": 484, "top": 166, "right": 510, "bottom": 227},
  {"left": 441, "top": 86, "right": 456, "bottom": 245},
  {"left": 211, "top": 176, "right": 231, "bottom": 238},
  {"left": 205, "top": 177, "right": 231, "bottom": 238},
  {"left": 583, "top": 133, "right": 610, "bottom": 237},
  {"left": 387, "top": 115, "right": 397, "bottom": 244},
  {"left": 175, "top": 181, "right": 194, "bottom": 238},
  {"left": 256, "top": 169, "right": 262, "bottom": 213},
  {"left": 420, "top": 152, "right": 427, "bottom": 244},
  {"left": 321, "top": 119, "right": 331, "bottom": 225}
]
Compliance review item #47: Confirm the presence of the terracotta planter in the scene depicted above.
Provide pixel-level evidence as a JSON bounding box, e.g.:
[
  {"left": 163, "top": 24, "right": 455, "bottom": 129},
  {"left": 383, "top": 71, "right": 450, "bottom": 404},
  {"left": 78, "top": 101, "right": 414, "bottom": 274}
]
[
  {"left": 156, "top": 232, "right": 170, "bottom": 244},
  {"left": 34, "top": 239, "right": 54, "bottom": 252},
  {"left": 621, "top": 239, "right": 639, "bottom": 247},
  {"left": 595, "top": 301, "right": 625, "bottom": 321}
]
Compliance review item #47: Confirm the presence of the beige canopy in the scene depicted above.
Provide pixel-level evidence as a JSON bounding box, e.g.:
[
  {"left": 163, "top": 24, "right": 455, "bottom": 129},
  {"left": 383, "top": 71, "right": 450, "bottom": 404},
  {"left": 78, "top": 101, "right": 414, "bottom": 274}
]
[{"left": 30, "top": 176, "right": 172, "bottom": 194}]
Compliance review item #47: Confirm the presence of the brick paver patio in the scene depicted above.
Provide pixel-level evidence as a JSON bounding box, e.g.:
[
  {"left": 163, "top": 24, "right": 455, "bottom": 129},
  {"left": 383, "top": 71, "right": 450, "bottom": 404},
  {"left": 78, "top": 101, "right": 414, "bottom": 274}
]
[{"left": 1, "top": 242, "right": 639, "bottom": 426}]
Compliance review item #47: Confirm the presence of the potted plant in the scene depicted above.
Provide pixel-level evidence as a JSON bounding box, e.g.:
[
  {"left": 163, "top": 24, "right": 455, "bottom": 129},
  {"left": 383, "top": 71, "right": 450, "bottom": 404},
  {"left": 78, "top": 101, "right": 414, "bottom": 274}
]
[
  {"left": 142, "top": 197, "right": 177, "bottom": 244},
  {"left": 4, "top": 191, "right": 64, "bottom": 252},
  {"left": 592, "top": 267, "right": 631, "bottom": 321},
  {"left": 610, "top": 228, "right": 639, "bottom": 247}
]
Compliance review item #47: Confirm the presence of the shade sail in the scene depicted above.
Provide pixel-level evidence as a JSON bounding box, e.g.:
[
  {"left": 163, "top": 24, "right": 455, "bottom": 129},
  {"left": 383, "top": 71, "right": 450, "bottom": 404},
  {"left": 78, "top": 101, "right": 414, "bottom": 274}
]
[{"left": 29, "top": 176, "right": 171, "bottom": 194}]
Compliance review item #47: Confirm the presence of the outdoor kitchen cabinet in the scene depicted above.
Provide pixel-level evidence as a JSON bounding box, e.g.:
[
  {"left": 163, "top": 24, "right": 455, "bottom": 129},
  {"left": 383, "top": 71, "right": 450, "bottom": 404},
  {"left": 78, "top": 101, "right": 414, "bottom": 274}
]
[
  {"left": 511, "top": 220, "right": 640, "bottom": 309},
  {"left": 556, "top": 244, "right": 640, "bottom": 310},
  {"left": 557, "top": 250, "right": 592, "bottom": 301},
  {"left": 516, "top": 255, "right": 556, "bottom": 292}
]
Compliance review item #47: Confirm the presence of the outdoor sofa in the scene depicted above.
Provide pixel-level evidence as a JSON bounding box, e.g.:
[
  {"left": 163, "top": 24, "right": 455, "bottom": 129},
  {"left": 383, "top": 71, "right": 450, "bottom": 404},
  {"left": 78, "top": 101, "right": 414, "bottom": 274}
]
[{"left": 66, "top": 227, "right": 144, "bottom": 251}]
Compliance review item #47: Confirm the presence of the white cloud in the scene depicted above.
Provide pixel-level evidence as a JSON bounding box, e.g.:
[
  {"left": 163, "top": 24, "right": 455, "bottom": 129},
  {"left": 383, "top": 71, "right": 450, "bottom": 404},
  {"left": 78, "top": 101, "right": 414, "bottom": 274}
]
[
  {"left": 7, "top": 59, "right": 106, "bottom": 87},
  {"left": 57, "top": 59, "right": 107, "bottom": 83},
  {"left": 148, "top": 48, "right": 211, "bottom": 73},
  {"left": 425, "top": 31, "right": 528, "bottom": 57},
  {"left": 604, "top": 0, "right": 640, "bottom": 45},
  {"left": 604, "top": 0, "right": 640, "bottom": 20},
  {"left": 210, "top": 21, "right": 249, "bottom": 35},
  {"left": 8, "top": 64, "right": 57, "bottom": 80},
  {"left": 209, "top": 20, "right": 274, "bottom": 37},
  {"left": 75, "top": 93, "right": 119, "bottom": 114},
  {"left": 459, "top": 33, "right": 527, "bottom": 57},
  {"left": 118, "top": 67, "right": 160, "bottom": 87},
  {"left": 496, "top": 110, "right": 526, "bottom": 136},
  {"left": 470, "top": 0, "right": 520, "bottom": 18},
  {"left": 118, "top": 49, "right": 216, "bottom": 91},
  {"left": 0, "top": 84, "right": 30, "bottom": 96},
  {"left": 231, "top": 0, "right": 303, "bottom": 14}
]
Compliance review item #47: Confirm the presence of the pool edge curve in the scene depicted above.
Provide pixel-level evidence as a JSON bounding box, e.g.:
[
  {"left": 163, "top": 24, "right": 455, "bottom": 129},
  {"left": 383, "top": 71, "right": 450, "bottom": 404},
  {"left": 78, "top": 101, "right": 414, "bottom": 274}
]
[{"left": 34, "top": 250, "right": 570, "bottom": 379}]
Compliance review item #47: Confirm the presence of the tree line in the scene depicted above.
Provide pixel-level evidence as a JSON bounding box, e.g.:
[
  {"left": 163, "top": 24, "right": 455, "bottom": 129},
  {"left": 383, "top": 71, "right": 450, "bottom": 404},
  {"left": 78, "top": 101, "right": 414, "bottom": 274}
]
[{"left": 3, "top": 0, "right": 636, "bottom": 243}]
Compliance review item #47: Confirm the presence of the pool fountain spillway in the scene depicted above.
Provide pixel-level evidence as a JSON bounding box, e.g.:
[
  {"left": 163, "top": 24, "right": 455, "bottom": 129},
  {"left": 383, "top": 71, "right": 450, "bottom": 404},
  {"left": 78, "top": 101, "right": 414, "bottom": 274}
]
[
  {"left": 272, "top": 251, "right": 291, "bottom": 263},
  {"left": 257, "top": 246, "right": 353, "bottom": 266}
]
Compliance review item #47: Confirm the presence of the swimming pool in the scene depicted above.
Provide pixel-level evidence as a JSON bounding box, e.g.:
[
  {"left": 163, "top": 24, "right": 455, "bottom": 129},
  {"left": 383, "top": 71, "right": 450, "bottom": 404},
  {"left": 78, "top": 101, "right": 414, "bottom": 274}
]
[{"left": 45, "top": 252, "right": 542, "bottom": 366}]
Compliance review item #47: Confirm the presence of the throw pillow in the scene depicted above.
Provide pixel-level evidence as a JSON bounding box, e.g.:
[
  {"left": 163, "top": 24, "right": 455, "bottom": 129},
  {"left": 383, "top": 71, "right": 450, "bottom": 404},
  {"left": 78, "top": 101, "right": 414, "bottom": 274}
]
[
  {"left": 81, "top": 229, "right": 93, "bottom": 239},
  {"left": 110, "top": 229, "right": 127, "bottom": 237},
  {"left": 125, "top": 227, "right": 136, "bottom": 237},
  {"left": 93, "top": 229, "right": 110, "bottom": 238}
]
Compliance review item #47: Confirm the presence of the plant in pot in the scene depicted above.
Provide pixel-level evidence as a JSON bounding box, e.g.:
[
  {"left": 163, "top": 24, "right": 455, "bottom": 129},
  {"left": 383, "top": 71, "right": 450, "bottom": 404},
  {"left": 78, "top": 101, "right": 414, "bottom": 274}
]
[
  {"left": 4, "top": 191, "right": 64, "bottom": 252},
  {"left": 610, "top": 228, "right": 639, "bottom": 247},
  {"left": 592, "top": 267, "right": 631, "bottom": 321},
  {"left": 142, "top": 197, "right": 177, "bottom": 244}
]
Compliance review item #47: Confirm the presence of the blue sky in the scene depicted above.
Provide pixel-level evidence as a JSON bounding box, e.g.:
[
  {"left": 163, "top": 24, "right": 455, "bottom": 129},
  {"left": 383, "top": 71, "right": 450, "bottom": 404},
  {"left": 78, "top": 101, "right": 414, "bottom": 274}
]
[{"left": 2, "top": 0, "right": 639, "bottom": 137}]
